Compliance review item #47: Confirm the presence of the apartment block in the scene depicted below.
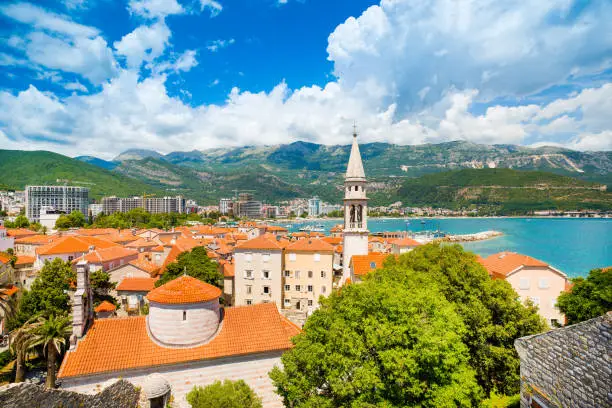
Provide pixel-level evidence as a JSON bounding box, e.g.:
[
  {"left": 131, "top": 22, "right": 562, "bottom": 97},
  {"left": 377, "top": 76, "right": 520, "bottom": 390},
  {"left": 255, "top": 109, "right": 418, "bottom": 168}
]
[
  {"left": 283, "top": 239, "right": 334, "bottom": 312},
  {"left": 233, "top": 235, "right": 285, "bottom": 308},
  {"left": 101, "top": 196, "right": 185, "bottom": 215},
  {"left": 25, "top": 185, "right": 89, "bottom": 222}
]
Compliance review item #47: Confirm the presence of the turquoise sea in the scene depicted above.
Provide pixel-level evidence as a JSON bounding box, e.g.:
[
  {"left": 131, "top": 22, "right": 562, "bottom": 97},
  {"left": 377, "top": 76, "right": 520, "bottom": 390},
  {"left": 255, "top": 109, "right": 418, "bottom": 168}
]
[{"left": 283, "top": 218, "right": 611, "bottom": 278}]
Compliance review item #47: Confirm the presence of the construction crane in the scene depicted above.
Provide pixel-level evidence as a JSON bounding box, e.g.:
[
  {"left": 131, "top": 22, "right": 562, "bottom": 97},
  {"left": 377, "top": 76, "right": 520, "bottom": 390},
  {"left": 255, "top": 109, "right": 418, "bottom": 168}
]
[{"left": 142, "top": 192, "right": 156, "bottom": 210}]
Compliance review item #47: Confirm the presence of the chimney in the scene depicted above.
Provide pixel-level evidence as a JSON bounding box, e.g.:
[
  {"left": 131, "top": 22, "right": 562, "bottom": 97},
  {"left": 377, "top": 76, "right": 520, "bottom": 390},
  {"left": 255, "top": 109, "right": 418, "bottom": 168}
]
[{"left": 70, "top": 260, "right": 93, "bottom": 348}]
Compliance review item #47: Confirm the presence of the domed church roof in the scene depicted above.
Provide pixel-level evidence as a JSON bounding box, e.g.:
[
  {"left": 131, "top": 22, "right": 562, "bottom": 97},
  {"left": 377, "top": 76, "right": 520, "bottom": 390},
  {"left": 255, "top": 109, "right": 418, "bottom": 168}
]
[
  {"left": 146, "top": 275, "right": 222, "bottom": 304},
  {"left": 142, "top": 373, "right": 171, "bottom": 398}
]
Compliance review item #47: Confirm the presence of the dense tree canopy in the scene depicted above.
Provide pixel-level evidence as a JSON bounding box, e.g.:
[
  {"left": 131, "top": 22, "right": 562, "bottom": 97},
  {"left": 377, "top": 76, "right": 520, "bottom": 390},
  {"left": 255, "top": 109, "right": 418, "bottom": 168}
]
[
  {"left": 557, "top": 268, "right": 611, "bottom": 325},
  {"left": 155, "top": 246, "right": 223, "bottom": 287},
  {"left": 186, "top": 380, "right": 263, "bottom": 408},
  {"left": 91, "top": 208, "right": 216, "bottom": 230},
  {"left": 271, "top": 244, "right": 546, "bottom": 407},
  {"left": 8, "top": 259, "right": 72, "bottom": 331},
  {"left": 55, "top": 210, "right": 86, "bottom": 229}
]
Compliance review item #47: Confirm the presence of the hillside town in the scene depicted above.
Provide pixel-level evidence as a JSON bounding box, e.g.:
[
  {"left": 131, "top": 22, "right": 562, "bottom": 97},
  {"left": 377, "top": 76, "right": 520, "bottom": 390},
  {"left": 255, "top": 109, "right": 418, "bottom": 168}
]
[{"left": 0, "top": 133, "right": 610, "bottom": 408}]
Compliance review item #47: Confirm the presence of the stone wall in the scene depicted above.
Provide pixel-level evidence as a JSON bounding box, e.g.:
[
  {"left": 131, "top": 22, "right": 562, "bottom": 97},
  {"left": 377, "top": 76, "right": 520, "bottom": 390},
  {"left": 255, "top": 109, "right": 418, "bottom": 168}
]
[
  {"left": 515, "top": 312, "right": 612, "bottom": 408},
  {"left": 61, "top": 352, "right": 285, "bottom": 408}
]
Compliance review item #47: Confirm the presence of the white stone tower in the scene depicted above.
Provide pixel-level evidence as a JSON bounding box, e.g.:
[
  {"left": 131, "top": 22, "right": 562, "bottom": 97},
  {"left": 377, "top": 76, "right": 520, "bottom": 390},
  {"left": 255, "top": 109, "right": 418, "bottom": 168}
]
[{"left": 342, "top": 127, "right": 369, "bottom": 282}]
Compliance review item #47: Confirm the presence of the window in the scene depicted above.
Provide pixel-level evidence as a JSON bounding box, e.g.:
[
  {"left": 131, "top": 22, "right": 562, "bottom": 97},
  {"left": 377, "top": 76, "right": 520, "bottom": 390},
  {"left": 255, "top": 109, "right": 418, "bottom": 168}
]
[
  {"left": 370, "top": 261, "right": 377, "bottom": 269},
  {"left": 321, "top": 286, "right": 326, "bottom": 294},
  {"left": 355, "top": 186, "right": 359, "bottom": 191},
  {"left": 295, "top": 285, "right": 301, "bottom": 292},
  {"left": 284, "top": 284, "right": 291, "bottom": 291},
  {"left": 538, "top": 278, "right": 549, "bottom": 289},
  {"left": 308, "top": 271, "right": 313, "bottom": 278},
  {"left": 182, "top": 311, "right": 187, "bottom": 321},
  {"left": 284, "top": 270, "right": 291, "bottom": 277},
  {"left": 308, "top": 285, "right": 313, "bottom": 292},
  {"left": 263, "top": 286, "right": 270, "bottom": 294},
  {"left": 262, "top": 270, "right": 270, "bottom": 279},
  {"left": 68, "top": 256, "right": 74, "bottom": 262},
  {"left": 295, "top": 270, "right": 301, "bottom": 279},
  {"left": 321, "top": 271, "right": 326, "bottom": 278},
  {"left": 245, "top": 270, "right": 253, "bottom": 279},
  {"left": 519, "top": 278, "right": 530, "bottom": 290},
  {"left": 245, "top": 253, "right": 253, "bottom": 262},
  {"left": 284, "top": 298, "right": 291, "bottom": 306},
  {"left": 289, "top": 253, "right": 296, "bottom": 261},
  {"left": 314, "top": 253, "right": 321, "bottom": 262},
  {"left": 308, "top": 300, "right": 313, "bottom": 306},
  {"left": 262, "top": 253, "right": 270, "bottom": 263},
  {"left": 246, "top": 285, "right": 252, "bottom": 295},
  {"left": 246, "top": 299, "right": 253, "bottom": 305}
]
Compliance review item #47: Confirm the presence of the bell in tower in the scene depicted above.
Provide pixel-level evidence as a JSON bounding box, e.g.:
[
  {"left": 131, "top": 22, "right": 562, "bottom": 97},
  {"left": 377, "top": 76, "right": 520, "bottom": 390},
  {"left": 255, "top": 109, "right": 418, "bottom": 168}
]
[{"left": 342, "top": 126, "right": 369, "bottom": 283}]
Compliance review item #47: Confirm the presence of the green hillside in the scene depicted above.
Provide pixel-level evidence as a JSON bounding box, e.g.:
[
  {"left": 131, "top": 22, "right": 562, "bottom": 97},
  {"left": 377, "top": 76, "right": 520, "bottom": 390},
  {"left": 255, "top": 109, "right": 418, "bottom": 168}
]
[
  {"left": 0, "top": 150, "right": 164, "bottom": 200},
  {"left": 395, "top": 169, "right": 612, "bottom": 214}
]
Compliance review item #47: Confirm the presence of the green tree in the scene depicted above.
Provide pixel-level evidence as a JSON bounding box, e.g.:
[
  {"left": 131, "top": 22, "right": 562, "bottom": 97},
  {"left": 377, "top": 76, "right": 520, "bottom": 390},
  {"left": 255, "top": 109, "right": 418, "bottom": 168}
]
[
  {"left": 68, "top": 210, "right": 86, "bottom": 227},
  {"left": 27, "top": 314, "right": 71, "bottom": 388},
  {"left": 270, "top": 275, "right": 482, "bottom": 407},
  {"left": 556, "top": 268, "right": 612, "bottom": 324},
  {"left": 54, "top": 215, "right": 72, "bottom": 230},
  {"left": 372, "top": 244, "right": 546, "bottom": 396},
  {"left": 186, "top": 379, "right": 263, "bottom": 408},
  {"left": 90, "top": 270, "right": 118, "bottom": 307},
  {"left": 11, "top": 215, "right": 30, "bottom": 228},
  {"left": 155, "top": 246, "right": 223, "bottom": 288},
  {"left": 8, "top": 259, "right": 72, "bottom": 330},
  {"left": 10, "top": 317, "right": 38, "bottom": 383}
]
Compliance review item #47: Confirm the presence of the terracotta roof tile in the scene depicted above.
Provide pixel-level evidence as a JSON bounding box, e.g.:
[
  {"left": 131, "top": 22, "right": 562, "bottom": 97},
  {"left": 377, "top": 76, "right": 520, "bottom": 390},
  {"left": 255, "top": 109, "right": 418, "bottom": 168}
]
[
  {"left": 0, "top": 285, "right": 19, "bottom": 298},
  {"left": 0, "top": 253, "right": 9, "bottom": 264},
  {"left": 351, "top": 253, "right": 390, "bottom": 276},
  {"left": 235, "top": 235, "right": 283, "bottom": 251},
  {"left": 265, "top": 225, "right": 288, "bottom": 232},
  {"left": 391, "top": 237, "right": 421, "bottom": 247},
  {"left": 286, "top": 238, "right": 334, "bottom": 253},
  {"left": 6, "top": 228, "right": 38, "bottom": 238},
  {"left": 14, "top": 234, "right": 57, "bottom": 245},
  {"left": 147, "top": 275, "right": 222, "bottom": 304},
  {"left": 482, "top": 252, "right": 551, "bottom": 278},
  {"left": 94, "top": 301, "right": 116, "bottom": 313},
  {"left": 15, "top": 255, "right": 35, "bottom": 265},
  {"left": 75, "top": 228, "right": 117, "bottom": 236},
  {"left": 75, "top": 247, "right": 138, "bottom": 264},
  {"left": 116, "top": 277, "right": 158, "bottom": 292},
  {"left": 59, "top": 303, "right": 298, "bottom": 379},
  {"left": 37, "top": 236, "right": 119, "bottom": 256},
  {"left": 322, "top": 236, "right": 342, "bottom": 245},
  {"left": 223, "top": 262, "right": 235, "bottom": 278},
  {"left": 124, "top": 238, "right": 160, "bottom": 249},
  {"left": 128, "top": 255, "right": 161, "bottom": 276}
]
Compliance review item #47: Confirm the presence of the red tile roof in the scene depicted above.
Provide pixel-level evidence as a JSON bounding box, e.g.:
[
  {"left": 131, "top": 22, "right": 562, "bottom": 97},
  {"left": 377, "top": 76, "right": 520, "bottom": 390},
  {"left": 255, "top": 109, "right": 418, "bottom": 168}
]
[
  {"left": 94, "top": 301, "right": 116, "bottom": 313},
  {"left": 6, "top": 228, "right": 38, "bottom": 238},
  {"left": 147, "top": 275, "right": 222, "bottom": 304},
  {"left": 124, "top": 238, "right": 160, "bottom": 249},
  {"left": 0, "top": 285, "right": 19, "bottom": 298},
  {"left": 351, "top": 253, "right": 390, "bottom": 276},
  {"left": 15, "top": 255, "right": 35, "bottom": 266},
  {"left": 481, "top": 252, "right": 552, "bottom": 278},
  {"left": 37, "top": 236, "right": 118, "bottom": 256},
  {"left": 322, "top": 236, "right": 342, "bottom": 245},
  {"left": 223, "top": 262, "right": 235, "bottom": 278},
  {"left": 58, "top": 303, "right": 299, "bottom": 379},
  {"left": 235, "top": 235, "right": 284, "bottom": 251},
  {"left": 0, "top": 253, "right": 9, "bottom": 264},
  {"left": 116, "top": 277, "right": 158, "bottom": 292},
  {"left": 14, "top": 234, "right": 57, "bottom": 245},
  {"left": 128, "top": 255, "right": 161, "bottom": 276},
  {"left": 286, "top": 238, "right": 334, "bottom": 253},
  {"left": 75, "top": 247, "right": 138, "bottom": 264},
  {"left": 391, "top": 237, "right": 421, "bottom": 247},
  {"left": 265, "top": 225, "right": 288, "bottom": 232},
  {"left": 75, "top": 228, "right": 117, "bottom": 236}
]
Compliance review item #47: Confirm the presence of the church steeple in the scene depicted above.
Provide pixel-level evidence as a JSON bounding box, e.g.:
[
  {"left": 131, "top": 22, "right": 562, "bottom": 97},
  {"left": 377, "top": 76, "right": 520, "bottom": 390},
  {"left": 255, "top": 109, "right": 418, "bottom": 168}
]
[
  {"left": 342, "top": 126, "right": 369, "bottom": 283},
  {"left": 345, "top": 127, "right": 366, "bottom": 181}
]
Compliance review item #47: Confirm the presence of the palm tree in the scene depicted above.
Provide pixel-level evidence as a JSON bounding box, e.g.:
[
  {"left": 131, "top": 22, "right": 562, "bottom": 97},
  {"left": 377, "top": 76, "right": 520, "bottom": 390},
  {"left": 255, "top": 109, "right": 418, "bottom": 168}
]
[
  {"left": 0, "top": 262, "right": 17, "bottom": 326},
  {"left": 9, "top": 317, "right": 40, "bottom": 382},
  {"left": 28, "top": 314, "right": 71, "bottom": 388}
]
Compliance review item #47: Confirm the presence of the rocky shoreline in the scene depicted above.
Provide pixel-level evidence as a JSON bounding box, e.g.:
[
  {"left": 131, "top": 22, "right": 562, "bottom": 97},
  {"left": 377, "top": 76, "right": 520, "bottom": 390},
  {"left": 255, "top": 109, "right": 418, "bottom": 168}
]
[{"left": 439, "top": 230, "right": 503, "bottom": 242}]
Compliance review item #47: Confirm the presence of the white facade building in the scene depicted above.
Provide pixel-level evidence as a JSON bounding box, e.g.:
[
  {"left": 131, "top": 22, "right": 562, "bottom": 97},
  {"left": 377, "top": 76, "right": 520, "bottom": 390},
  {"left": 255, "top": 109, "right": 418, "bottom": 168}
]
[
  {"left": 0, "top": 226, "right": 14, "bottom": 252},
  {"left": 342, "top": 131, "right": 369, "bottom": 283},
  {"left": 219, "top": 198, "right": 233, "bottom": 215},
  {"left": 25, "top": 185, "right": 89, "bottom": 222},
  {"left": 308, "top": 197, "right": 322, "bottom": 217}
]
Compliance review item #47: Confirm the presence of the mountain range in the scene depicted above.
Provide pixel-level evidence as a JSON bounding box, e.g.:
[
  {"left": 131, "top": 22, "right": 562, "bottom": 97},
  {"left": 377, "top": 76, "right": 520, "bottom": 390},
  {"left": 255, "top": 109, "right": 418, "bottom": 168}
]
[{"left": 1, "top": 141, "right": 610, "bottom": 210}]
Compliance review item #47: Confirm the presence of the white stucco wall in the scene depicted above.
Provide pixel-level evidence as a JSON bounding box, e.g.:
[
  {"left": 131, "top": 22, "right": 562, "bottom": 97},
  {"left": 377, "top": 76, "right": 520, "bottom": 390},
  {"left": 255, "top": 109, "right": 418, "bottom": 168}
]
[
  {"left": 342, "top": 232, "right": 368, "bottom": 281},
  {"left": 234, "top": 249, "right": 283, "bottom": 308},
  {"left": 61, "top": 352, "right": 285, "bottom": 408},
  {"left": 148, "top": 300, "right": 221, "bottom": 346}
]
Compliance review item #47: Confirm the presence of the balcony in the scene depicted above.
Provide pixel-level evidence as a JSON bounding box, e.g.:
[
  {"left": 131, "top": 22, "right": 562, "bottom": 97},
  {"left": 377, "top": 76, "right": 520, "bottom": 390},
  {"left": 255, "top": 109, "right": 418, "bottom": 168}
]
[{"left": 348, "top": 222, "right": 363, "bottom": 229}]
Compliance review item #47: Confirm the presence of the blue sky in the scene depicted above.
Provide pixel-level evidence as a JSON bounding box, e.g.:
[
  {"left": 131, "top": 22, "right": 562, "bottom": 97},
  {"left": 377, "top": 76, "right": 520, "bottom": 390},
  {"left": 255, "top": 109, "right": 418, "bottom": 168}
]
[{"left": 0, "top": 0, "right": 611, "bottom": 158}]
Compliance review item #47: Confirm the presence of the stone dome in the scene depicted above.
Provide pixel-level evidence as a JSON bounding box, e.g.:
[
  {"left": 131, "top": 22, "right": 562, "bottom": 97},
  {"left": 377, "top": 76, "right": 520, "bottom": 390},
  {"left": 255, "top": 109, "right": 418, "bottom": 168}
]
[
  {"left": 146, "top": 276, "right": 222, "bottom": 347},
  {"left": 142, "top": 373, "right": 171, "bottom": 399}
]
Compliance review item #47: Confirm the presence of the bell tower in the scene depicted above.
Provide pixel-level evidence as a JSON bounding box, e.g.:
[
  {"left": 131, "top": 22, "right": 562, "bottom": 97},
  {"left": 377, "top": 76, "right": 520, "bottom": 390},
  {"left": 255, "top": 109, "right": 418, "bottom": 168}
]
[{"left": 342, "top": 126, "right": 368, "bottom": 283}]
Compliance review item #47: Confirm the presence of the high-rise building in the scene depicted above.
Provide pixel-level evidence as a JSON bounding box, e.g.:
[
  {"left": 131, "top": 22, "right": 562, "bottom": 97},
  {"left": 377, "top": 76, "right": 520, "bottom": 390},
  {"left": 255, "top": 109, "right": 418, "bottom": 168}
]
[
  {"left": 219, "top": 198, "right": 233, "bottom": 215},
  {"left": 342, "top": 130, "right": 369, "bottom": 283},
  {"left": 234, "top": 193, "right": 262, "bottom": 219},
  {"left": 101, "top": 196, "right": 185, "bottom": 215},
  {"left": 25, "top": 185, "right": 89, "bottom": 222},
  {"left": 308, "top": 197, "right": 322, "bottom": 217}
]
